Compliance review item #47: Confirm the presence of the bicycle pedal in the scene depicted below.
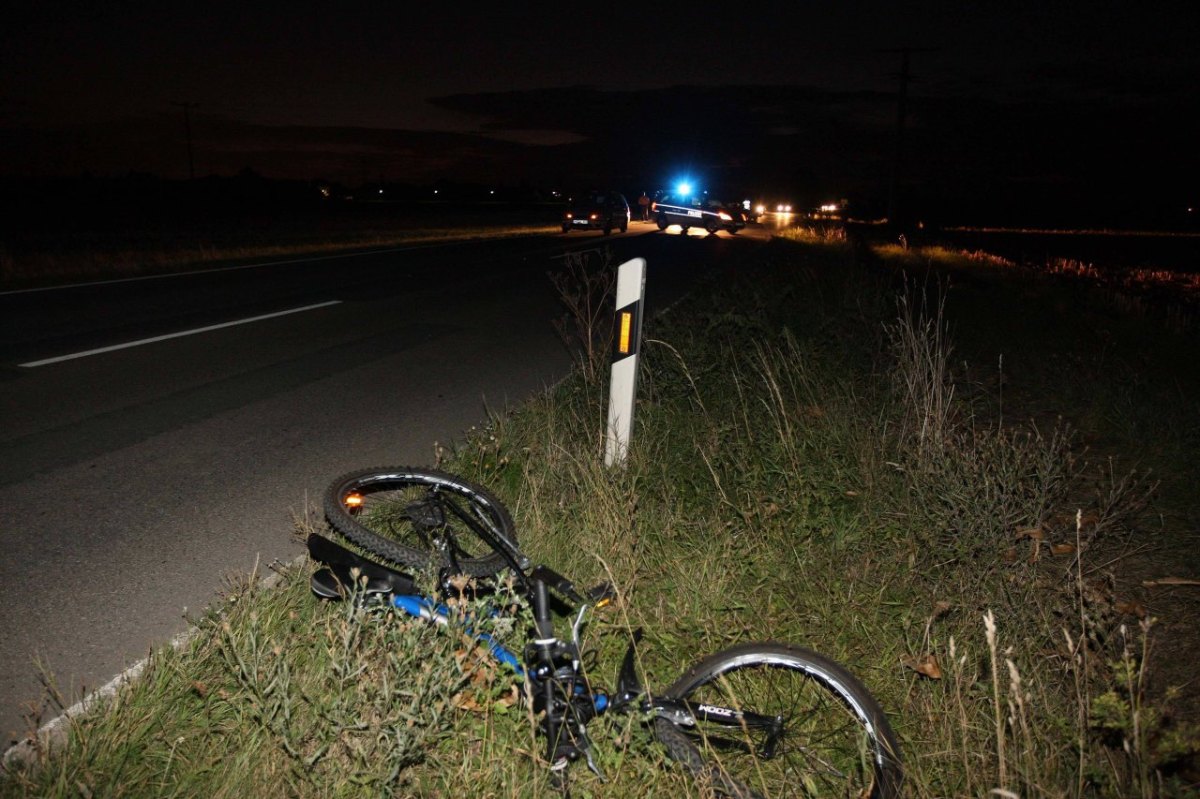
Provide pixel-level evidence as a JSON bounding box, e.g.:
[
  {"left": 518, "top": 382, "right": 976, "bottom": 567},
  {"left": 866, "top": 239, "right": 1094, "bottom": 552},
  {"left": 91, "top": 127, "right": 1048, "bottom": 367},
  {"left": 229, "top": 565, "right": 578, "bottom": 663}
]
[{"left": 586, "top": 581, "right": 616, "bottom": 607}]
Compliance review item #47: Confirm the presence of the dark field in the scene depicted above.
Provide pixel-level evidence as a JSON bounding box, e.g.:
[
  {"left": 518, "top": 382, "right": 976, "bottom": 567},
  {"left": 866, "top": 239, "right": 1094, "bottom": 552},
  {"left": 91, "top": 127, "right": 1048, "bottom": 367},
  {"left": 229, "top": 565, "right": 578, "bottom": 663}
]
[
  {"left": 0, "top": 198, "right": 564, "bottom": 289},
  {"left": 2, "top": 199, "right": 561, "bottom": 254},
  {"left": 844, "top": 222, "right": 1200, "bottom": 331},
  {"left": 908, "top": 226, "right": 1200, "bottom": 274}
]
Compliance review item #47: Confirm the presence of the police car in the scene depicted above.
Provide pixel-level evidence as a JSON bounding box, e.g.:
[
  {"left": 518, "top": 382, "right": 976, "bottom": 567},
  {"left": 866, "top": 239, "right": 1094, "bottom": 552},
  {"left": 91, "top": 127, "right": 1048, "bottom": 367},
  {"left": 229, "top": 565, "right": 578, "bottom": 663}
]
[{"left": 652, "top": 191, "right": 746, "bottom": 234}]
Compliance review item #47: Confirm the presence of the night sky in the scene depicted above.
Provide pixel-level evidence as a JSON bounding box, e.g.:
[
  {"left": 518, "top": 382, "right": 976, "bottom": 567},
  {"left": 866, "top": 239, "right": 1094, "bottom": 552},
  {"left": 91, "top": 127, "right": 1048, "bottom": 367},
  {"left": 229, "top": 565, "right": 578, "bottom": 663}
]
[{"left": 2, "top": 1, "right": 1197, "bottom": 224}]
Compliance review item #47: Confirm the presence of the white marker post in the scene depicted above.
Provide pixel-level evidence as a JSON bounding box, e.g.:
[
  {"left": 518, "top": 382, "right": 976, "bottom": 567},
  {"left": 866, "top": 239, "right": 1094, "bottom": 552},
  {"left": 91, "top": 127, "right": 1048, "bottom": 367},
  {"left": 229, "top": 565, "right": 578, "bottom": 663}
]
[{"left": 604, "top": 257, "right": 647, "bottom": 467}]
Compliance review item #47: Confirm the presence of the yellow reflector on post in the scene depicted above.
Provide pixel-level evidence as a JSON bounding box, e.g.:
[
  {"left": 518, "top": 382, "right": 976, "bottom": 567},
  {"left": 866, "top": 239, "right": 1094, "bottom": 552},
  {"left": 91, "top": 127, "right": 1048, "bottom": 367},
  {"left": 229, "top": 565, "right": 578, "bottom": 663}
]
[{"left": 606, "top": 258, "right": 646, "bottom": 467}]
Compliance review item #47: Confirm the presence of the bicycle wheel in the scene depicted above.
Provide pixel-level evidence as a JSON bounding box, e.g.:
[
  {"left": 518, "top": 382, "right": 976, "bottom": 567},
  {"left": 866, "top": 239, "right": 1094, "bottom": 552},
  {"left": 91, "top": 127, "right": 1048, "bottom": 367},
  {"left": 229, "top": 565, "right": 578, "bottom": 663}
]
[
  {"left": 654, "top": 642, "right": 902, "bottom": 798},
  {"left": 323, "top": 466, "right": 517, "bottom": 577}
]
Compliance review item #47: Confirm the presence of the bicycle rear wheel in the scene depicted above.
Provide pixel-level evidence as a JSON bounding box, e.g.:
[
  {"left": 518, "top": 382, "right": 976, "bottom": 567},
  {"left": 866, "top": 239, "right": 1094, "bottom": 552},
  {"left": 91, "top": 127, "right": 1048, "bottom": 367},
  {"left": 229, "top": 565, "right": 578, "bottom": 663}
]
[
  {"left": 323, "top": 467, "right": 516, "bottom": 577},
  {"left": 654, "top": 642, "right": 902, "bottom": 798}
]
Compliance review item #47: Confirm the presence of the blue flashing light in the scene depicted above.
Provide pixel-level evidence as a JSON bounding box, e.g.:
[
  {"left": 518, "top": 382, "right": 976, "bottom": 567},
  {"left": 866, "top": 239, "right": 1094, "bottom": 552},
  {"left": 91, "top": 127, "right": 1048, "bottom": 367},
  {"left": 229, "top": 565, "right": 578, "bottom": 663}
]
[{"left": 675, "top": 181, "right": 692, "bottom": 198}]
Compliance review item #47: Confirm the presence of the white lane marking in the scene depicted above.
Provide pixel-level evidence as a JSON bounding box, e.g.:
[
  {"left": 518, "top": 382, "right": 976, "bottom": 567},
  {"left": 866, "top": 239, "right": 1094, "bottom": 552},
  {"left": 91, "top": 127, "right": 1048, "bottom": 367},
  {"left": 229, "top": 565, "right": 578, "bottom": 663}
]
[{"left": 18, "top": 300, "right": 342, "bottom": 368}]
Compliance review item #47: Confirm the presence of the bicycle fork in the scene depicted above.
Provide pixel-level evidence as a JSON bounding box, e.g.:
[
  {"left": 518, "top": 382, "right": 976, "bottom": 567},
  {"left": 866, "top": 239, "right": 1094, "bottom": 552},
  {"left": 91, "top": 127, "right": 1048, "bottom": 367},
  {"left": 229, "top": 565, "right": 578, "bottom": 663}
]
[
  {"left": 526, "top": 579, "right": 608, "bottom": 780},
  {"left": 386, "top": 571, "right": 612, "bottom": 782}
]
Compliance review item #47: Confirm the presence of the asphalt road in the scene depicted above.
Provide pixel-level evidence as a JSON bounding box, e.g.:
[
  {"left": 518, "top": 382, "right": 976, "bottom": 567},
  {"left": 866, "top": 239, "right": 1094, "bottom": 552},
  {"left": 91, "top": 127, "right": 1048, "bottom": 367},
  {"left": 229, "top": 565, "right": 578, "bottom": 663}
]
[{"left": 0, "top": 221, "right": 769, "bottom": 747}]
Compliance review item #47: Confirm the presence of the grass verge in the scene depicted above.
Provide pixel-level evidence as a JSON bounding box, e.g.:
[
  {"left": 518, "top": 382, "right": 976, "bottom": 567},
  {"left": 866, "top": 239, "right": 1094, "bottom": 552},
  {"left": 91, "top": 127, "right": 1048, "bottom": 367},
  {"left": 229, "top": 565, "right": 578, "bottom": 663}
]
[{"left": 3, "top": 227, "right": 1199, "bottom": 796}]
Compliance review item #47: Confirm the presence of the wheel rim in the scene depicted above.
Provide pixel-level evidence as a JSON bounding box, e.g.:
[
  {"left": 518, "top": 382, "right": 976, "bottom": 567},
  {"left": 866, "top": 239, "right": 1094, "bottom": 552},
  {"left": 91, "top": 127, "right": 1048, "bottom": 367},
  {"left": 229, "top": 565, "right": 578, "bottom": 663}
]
[
  {"left": 674, "top": 659, "right": 892, "bottom": 796},
  {"left": 337, "top": 473, "right": 507, "bottom": 567}
]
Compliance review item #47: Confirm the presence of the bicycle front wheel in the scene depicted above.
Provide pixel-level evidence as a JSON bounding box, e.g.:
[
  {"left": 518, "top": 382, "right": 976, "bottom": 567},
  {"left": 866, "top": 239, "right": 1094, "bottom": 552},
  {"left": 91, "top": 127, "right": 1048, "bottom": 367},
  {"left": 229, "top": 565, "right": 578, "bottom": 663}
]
[
  {"left": 323, "top": 467, "right": 517, "bottom": 577},
  {"left": 654, "top": 642, "right": 902, "bottom": 798}
]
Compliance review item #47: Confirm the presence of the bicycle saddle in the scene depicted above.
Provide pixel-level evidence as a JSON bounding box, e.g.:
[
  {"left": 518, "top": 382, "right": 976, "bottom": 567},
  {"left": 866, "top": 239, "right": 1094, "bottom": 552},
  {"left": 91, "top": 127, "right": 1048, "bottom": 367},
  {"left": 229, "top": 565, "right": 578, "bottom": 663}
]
[{"left": 307, "top": 533, "right": 417, "bottom": 598}]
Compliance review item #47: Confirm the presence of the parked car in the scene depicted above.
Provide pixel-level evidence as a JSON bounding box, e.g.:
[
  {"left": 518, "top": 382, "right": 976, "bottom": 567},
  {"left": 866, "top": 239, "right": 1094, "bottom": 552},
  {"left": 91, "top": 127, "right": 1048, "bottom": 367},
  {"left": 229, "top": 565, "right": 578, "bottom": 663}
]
[
  {"left": 653, "top": 193, "right": 745, "bottom": 234},
  {"left": 562, "top": 191, "right": 630, "bottom": 235}
]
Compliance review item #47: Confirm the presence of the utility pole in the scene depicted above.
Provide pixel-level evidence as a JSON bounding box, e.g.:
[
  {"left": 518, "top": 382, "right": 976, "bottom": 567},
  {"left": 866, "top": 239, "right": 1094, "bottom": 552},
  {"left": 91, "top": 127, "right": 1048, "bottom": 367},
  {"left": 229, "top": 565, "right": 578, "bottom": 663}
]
[
  {"left": 171, "top": 101, "right": 199, "bottom": 180},
  {"left": 878, "top": 48, "right": 937, "bottom": 227}
]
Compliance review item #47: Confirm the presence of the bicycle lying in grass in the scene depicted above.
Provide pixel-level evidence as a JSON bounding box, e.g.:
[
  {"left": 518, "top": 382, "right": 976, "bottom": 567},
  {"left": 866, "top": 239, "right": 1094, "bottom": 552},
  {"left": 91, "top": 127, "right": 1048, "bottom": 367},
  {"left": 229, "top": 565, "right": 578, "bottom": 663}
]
[{"left": 309, "top": 465, "right": 903, "bottom": 797}]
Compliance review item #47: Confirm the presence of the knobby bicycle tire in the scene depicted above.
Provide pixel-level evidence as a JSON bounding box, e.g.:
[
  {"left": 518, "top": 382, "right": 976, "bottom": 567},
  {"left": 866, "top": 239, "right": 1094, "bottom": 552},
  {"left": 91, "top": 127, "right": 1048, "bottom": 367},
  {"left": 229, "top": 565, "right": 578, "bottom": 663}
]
[
  {"left": 323, "top": 466, "right": 516, "bottom": 577},
  {"left": 654, "top": 642, "right": 902, "bottom": 798}
]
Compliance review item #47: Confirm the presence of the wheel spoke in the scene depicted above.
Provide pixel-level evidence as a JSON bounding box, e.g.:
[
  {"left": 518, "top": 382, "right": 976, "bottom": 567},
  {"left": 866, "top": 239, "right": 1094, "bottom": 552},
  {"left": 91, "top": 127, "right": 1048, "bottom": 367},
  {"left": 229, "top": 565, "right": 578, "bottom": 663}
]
[
  {"left": 656, "top": 644, "right": 901, "bottom": 798},
  {"left": 323, "top": 467, "right": 516, "bottom": 577}
]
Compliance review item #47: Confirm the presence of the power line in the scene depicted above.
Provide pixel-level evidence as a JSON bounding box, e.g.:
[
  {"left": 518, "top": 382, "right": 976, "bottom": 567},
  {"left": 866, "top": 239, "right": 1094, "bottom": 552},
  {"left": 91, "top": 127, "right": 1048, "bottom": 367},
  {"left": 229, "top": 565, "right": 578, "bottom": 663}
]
[
  {"left": 170, "top": 101, "right": 199, "bottom": 180},
  {"left": 877, "top": 48, "right": 939, "bottom": 226}
]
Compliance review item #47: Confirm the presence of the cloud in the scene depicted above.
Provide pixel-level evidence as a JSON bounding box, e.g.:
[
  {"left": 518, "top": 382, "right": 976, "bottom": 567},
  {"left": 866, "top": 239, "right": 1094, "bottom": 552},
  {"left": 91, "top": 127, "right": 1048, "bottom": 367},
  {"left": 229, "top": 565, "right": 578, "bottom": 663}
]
[{"left": 0, "top": 113, "right": 583, "bottom": 186}]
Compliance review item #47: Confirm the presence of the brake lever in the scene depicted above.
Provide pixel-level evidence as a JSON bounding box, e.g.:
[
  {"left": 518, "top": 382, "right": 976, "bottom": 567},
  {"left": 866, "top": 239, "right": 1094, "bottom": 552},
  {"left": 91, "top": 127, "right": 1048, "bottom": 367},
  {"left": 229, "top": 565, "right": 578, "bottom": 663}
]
[{"left": 613, "top": 628, "right": 645, "bottom": 711}]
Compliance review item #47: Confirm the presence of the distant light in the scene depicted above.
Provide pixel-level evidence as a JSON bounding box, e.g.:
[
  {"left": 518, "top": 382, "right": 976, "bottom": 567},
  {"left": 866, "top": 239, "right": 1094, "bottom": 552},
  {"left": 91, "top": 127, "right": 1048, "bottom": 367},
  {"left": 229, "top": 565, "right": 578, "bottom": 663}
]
[
  {"left": 490, "top": 190, "right": 495, "bottom": 195},
  {"left": 378, "top": 189, "right": 384, "bottom": 195},
  {"left": 434, "top": 189, "right": 439, "bottom": 194}
]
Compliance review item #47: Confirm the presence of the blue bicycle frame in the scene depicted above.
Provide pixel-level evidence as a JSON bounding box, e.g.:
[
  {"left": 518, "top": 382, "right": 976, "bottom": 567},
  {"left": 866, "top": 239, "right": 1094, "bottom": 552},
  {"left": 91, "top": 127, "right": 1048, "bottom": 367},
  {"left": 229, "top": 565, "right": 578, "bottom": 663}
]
[
  {"left": 390, "top": 593, "right": 525, "bottom": 675},
  {"left": 308, "top": 532, "right": 614, "bottom": 727}
]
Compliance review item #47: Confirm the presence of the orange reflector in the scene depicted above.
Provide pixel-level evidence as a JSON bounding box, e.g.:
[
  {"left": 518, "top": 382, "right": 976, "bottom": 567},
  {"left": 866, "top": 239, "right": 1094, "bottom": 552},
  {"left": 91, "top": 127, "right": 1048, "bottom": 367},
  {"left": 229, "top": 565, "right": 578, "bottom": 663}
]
[
  {"left": 617, "top": 311, "right": 632, "bottom": 354},
  {"left": 344, "top": 492, "right": 364, "bottom": 508}
]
